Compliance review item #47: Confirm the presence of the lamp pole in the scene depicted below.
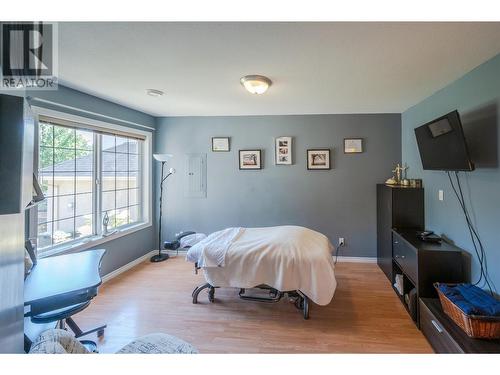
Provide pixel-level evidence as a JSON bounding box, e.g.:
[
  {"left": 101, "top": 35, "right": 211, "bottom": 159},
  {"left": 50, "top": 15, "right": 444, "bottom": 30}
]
[{"left": 151, "top": 161, "right": 173, "bottom": 263}]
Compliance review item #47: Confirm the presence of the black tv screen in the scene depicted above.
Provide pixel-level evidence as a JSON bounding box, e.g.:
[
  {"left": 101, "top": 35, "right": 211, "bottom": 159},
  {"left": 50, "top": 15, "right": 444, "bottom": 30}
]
[{"left": 414, "top": 110, "right": 474, "bottom": 171}]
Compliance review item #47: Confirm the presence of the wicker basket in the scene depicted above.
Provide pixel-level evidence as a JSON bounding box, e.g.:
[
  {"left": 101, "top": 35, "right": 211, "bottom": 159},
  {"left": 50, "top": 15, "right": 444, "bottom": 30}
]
[{"left": 434, "top": 283, "right": 500, "bottom": 339}]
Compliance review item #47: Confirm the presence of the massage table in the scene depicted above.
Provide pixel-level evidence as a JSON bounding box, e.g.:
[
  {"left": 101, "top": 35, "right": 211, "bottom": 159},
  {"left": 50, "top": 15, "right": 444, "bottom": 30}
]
[{"left": 185, "top": 225, "right": 337, "bottom": 319}]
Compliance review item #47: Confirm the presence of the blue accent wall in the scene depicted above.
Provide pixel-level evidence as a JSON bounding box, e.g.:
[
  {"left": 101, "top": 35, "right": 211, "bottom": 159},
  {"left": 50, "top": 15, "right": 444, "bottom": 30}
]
[
  {"left": 402, "top": 53, "right": 500, "bottom": 291},
  {"left": 155, "top": 113, "right": 401, "bottom": 258}
]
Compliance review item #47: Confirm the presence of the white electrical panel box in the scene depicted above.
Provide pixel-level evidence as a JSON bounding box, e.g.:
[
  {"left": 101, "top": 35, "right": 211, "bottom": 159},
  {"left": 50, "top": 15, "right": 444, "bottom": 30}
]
[{"left": 184, "top": 153, "right": 207, "bottom": 198}]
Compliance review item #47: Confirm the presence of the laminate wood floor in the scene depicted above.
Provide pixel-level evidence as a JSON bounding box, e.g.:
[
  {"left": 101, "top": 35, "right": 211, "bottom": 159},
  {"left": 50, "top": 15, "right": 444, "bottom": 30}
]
[{"left": 75, "top": 256, "right": 433, "bottom": 353}]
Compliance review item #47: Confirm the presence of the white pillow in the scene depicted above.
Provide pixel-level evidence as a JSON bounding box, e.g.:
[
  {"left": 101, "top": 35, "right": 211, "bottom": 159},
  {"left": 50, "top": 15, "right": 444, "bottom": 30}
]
[{"left": 180, "top": 233, "right": 207, "bottom": 248}]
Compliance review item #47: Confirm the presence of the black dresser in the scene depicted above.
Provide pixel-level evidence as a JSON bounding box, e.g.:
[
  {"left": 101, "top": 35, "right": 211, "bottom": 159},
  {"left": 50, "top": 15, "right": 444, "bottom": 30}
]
[
  {"left": 376, "top": 184, "right": 424, "bottom": 282},
  {"left": 391, "top": 229, "right": 465, "bottom": 325}
]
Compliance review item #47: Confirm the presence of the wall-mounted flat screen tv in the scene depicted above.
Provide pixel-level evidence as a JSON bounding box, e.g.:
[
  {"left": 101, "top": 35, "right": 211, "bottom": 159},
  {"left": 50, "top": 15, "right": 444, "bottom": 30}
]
[{"left": 414, "top": 110, "right": 474, "bottom": 171}]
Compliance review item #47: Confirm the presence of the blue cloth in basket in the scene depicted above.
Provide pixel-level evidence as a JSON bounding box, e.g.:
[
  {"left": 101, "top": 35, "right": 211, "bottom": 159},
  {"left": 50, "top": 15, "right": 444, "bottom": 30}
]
[{"left": 438, "top": 284, "right": 500, "bottom": 316}]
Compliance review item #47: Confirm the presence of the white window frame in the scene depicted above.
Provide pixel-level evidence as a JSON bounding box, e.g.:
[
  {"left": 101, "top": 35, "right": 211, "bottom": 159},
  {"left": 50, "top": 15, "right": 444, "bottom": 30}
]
[{"left": 31, "top": 106, "right": 153, "bottom": 258}]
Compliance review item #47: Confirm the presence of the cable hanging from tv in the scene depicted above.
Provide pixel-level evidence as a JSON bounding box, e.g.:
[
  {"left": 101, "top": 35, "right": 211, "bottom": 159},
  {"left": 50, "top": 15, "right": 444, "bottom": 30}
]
[{"left": 446, "top": 171, "right": 496, "bottom": 296}]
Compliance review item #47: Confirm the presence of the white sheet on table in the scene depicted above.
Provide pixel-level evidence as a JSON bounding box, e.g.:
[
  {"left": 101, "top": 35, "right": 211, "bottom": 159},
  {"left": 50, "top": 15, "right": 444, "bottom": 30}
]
[
  {"left": 185, "top": 227, "right": 243, "bottom": 267},
  {"left": 186, "top": 225, "right": 336, "bottom": 306}
]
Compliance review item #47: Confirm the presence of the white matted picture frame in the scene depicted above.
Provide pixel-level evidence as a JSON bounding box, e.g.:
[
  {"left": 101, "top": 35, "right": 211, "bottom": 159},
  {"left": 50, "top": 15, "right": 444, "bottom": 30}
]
[
  {"left": 344, "top": 138, "right": 363, "bottom": 153},
  {"left": 307, "top": 149, "right": 331, "bottom": 170},
  {"left": 212, "top": 137, "right": 230, "bottom": 152},
  {"left": 239, "top": 149, "right": 262, "bottom": 170},
  {"left": 275, "top": 136, "right": 292, "bottom": 165}
]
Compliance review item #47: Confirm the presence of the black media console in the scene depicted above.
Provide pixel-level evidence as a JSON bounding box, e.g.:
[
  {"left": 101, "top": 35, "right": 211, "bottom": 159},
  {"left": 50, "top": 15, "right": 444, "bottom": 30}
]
[{"left": 376, "top": 184, "right": 500, "bottom": 353}]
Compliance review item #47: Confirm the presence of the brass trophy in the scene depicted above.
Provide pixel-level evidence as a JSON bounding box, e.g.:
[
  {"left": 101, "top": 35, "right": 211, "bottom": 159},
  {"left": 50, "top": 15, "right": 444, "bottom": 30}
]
[{"left": 386, "top": 163, "right": 409, "bottom": 185}]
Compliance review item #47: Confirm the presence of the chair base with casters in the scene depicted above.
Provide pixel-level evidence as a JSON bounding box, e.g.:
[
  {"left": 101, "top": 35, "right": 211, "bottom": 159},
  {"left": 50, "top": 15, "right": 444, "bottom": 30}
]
[{"left": 29, "top": 300, "right": 106, "bottom": 352}]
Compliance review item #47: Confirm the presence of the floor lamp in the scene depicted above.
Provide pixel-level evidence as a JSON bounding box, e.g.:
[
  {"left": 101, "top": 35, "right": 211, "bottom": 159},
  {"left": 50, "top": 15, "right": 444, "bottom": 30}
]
[{"left": 151, "top": 153, "right": 175, "bottom": 262}]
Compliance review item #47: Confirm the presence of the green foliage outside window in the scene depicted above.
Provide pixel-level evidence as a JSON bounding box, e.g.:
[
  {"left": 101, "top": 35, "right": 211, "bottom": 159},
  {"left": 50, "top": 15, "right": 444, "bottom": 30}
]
[{"left": 39, "top": 123, "right": 93, "bottom": 169}]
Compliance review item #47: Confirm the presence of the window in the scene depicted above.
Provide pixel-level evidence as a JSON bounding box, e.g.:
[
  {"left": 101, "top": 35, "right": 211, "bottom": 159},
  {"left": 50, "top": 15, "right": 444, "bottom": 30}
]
[
  {"left": 35, "top": 115, "right": 148, "bottom": 254},
  {"left": 100, "top": 134, "right": 141, "bottom": 230},
  {"left": 38, "top": 123, "right": 94, "bottom": 248}
]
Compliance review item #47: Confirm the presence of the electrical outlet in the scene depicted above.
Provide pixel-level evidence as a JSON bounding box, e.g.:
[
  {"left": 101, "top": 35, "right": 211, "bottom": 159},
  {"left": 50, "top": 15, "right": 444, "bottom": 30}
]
[
  {"left": 338, "top": 237, "right": 345, "bottom": 247},
  {"left": 438, "top": 189, "right": 444, "bottom": 201}
]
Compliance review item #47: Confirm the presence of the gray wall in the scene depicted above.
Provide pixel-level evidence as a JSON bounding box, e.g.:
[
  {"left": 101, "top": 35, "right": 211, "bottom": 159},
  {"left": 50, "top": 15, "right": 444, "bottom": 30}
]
[
  {"left": 155, "top": 114, "right": 401, "bottom": 258},
  {"left": 95, "top": 228, "right": 155, "bottom": 276},
  {"left": 402, "top": 52, "right": 500, "bottom": 291},
  {"left": 28, "top": 85, "right": 157, "bottom": 275},
  {"left": 28, "top": 85, "right": 154, "bottom": 133}
]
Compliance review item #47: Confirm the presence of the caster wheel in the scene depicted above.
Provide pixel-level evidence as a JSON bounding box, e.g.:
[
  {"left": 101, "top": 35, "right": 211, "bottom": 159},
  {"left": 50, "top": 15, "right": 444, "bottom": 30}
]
[{"left": 208, "top": 288, "right": 215, "bottom": 303}]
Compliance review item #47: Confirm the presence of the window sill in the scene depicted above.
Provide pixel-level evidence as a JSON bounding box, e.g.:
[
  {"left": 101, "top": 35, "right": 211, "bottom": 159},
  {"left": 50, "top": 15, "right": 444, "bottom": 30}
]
[{"left": 38, "top": 222, "right": 152, "bottom": 259}]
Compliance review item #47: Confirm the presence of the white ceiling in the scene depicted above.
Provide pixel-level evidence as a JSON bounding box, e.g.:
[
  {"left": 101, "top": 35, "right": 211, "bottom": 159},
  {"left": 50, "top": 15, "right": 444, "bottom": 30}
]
[{"left": 58, "top": 22, "right": 500, "bottom": 117}]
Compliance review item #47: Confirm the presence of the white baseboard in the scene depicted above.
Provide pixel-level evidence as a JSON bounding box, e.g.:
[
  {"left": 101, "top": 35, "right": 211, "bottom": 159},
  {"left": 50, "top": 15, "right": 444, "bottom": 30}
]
[
  {"left": 102, "top": 250, "right": 156, "bottom": 283},
  {"left": 164, "top": 249, "right": 188, "bottom": 256},
  {"left": 336, "top": 256, "right": 377, "bottom": 263}
]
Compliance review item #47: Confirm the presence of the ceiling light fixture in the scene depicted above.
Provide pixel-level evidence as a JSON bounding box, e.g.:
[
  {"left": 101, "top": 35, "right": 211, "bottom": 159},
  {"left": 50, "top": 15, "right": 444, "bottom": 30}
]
[
  {"left": 240, "top": 75, "right": 272, "bottom": 95},
  {"left": 146, "top": 89, "right": 164, "bottom": 97}
]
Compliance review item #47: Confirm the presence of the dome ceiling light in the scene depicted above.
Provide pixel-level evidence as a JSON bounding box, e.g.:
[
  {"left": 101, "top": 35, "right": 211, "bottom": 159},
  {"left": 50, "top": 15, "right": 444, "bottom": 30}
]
[{"left": 240, "top": 75, "right": 272, "bottom": 95}]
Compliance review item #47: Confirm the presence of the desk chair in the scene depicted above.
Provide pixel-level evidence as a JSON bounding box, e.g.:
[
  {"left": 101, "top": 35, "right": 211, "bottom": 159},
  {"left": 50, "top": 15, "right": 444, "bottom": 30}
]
[
  {"left": 24, "top": 241, "right": 106, "bottom": 352},
  {"left": 30, "top": 301, "right": 106, "bottom": 352}
]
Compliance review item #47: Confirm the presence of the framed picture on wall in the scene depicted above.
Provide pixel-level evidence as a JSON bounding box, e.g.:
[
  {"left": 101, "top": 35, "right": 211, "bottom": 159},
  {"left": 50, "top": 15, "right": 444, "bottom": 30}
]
[
  {"left": 212, "top": 137, "right": 230, "bottom": 152},
  {"left": 344, "top": 138, "right": 363, "bottom": 153},
  {"left": 307, "top": 149, "right": 331, "bottom": 170},
  {"left": 239, "top": 150, "right": 262, "bottom": 170},
  {"left": 275, "top": 136, "right": 292, "bottom": 165}
]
